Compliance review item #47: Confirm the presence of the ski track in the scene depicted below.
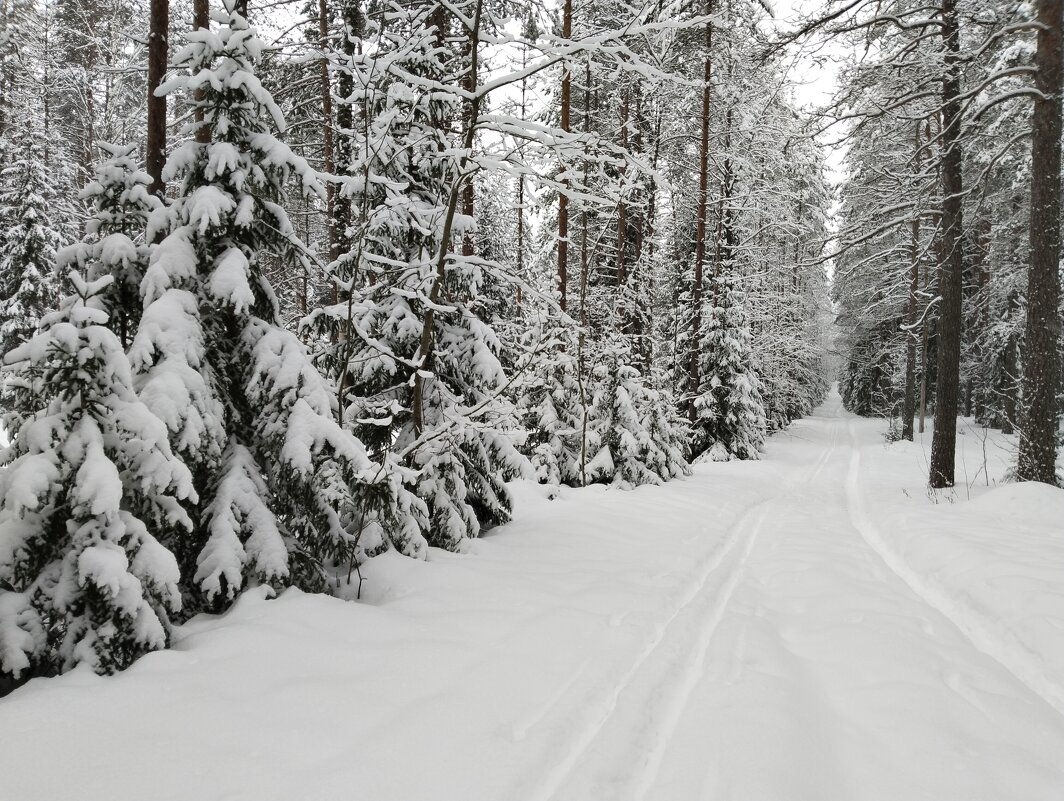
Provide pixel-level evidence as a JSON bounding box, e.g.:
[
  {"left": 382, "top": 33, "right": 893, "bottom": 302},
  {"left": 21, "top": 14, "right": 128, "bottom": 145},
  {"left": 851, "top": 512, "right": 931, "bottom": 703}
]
[
  {"left": 529, "top": 496, "right": 772, "bottom": 801},
  {"left": 527, "top": 485, "right": 800, "bottom": 799},
  {"left": 533, "top": 424, "right": 845, "bottom": 801},
  {"left": 543, "top": 400, "right": 1064, "bottom": 800},
  {"left": 844, "top": 420, "right": 1064, "bottom": 719}
]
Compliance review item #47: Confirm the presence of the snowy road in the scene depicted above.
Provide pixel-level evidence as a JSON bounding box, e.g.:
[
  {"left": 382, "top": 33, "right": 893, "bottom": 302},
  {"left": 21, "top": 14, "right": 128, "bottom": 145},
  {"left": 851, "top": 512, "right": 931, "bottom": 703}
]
[{"left": 3, "top": 389, "right": 1064, "bottom": 801}]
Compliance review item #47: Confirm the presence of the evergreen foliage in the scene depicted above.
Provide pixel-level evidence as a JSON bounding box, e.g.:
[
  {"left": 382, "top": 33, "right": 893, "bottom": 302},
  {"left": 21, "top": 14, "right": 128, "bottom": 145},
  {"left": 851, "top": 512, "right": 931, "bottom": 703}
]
[
  {"left": 59, "top": 143, "right": 160, "bottom": 347},
  {"left": 692, "top": 275, "right": 767, "bottom": 461},
  {"left": 0, "top": 131, "right": 63, "bottom": 362},
  {"left": 129, "top": 2, "right": 424, "bottom": 614},
  {"left": 0, "top": 273, "right": 193, "bottom": 679}
]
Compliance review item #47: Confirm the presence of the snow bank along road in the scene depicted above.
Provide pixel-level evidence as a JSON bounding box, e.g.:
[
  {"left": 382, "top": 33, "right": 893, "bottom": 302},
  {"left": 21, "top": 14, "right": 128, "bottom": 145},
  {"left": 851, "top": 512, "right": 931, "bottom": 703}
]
[{"left": 3, "top": 389, "right": 1064, "bottom": 801}]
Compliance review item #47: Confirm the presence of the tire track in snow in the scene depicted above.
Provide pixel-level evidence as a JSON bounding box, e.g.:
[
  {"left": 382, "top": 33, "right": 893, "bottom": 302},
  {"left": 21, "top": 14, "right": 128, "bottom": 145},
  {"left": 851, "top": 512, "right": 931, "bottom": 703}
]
[
  {"left": 528, "top": 495, "right": 774, "bottom": 801},
  {"left": 844, "top": 420, "right": 1064, "bottom": 719}
]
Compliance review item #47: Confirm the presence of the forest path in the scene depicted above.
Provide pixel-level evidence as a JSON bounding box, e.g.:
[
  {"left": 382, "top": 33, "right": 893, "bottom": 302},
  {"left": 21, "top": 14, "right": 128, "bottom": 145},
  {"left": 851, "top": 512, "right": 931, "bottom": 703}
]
[
  {"left": 541, "top": 389, "right": 1064, "bottom": 801},
  {"left": 4, "top": 390, "right": 1064, "bottom": 801}
]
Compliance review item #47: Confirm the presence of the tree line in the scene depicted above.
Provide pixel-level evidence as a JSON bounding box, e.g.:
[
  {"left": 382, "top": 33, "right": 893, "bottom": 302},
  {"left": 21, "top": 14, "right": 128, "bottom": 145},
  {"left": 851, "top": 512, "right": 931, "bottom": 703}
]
[
  {"left": 0, "top": 0, "right": 831, "bottom": 689},
  {"left": 823, "top": 0, "right": 1063, "bottom": 488}
]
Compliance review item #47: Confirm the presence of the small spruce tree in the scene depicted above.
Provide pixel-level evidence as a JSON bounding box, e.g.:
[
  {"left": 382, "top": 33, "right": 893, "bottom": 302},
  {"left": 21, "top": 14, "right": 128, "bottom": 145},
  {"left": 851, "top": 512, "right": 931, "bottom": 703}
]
[
  {"left": 0, "top": 274, "right": 194, "bottom": 680},
  {"left": 0, "top": 130, "right": 63, "bottom": 362},
  {"left": 692, "top": 274, "right": 767, "bottom": 461}
]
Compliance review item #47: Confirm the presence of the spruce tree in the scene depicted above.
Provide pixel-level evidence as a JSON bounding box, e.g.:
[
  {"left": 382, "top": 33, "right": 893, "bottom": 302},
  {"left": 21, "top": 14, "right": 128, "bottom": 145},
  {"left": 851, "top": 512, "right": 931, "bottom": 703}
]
[
  {"left": 58, "top": 143, "right": 160, "bottom": 347},
  {"left": 512, "top": 319, "right": 587, "bottom": 491},
  {"left": 0, "top": 273, "right": 193, "bottom": 680},
  {"left": 129, "top": 1, "right": 425, "bottom": 614},
  {"left": 692, "top": 274, "right": 767, "bottom": 461},
  {"left": 309, "top": 6, "right": 525, "bottom": 550},
  {"left": 0, "top": 130, "right": 62, "bottom": 363}
]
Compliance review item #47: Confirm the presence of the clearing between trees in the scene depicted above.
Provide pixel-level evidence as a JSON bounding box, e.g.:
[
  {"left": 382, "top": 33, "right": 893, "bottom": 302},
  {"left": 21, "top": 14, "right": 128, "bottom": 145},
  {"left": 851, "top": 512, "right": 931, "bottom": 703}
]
[{"left": 3, "top": 386, "right": 1063, "bottom": 801}]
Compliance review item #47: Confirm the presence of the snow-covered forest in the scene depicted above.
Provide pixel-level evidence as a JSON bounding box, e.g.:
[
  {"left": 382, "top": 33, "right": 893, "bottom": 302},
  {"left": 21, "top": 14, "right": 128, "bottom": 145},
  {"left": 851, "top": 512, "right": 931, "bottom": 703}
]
[{"left": 1, "top": 0, "right": 1063, "bottom": 797}]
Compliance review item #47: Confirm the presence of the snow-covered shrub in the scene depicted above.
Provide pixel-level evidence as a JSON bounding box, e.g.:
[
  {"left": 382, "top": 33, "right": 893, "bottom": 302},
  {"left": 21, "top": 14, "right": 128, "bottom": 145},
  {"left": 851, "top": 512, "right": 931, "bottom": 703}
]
[
  {"left": 512, "top": 320, "right": 588, "bottom": 491},
  {"left": 585, "top": 346, "right": 690, "bottom": 489}
]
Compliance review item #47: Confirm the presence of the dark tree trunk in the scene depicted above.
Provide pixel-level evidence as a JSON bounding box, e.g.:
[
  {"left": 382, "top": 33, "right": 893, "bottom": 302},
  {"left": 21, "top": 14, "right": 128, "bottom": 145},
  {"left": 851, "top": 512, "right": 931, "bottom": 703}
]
[
  {"left": 319, "top": 0, "right": 337, "bottom": 280},
  {"left": 1002, "top": 290, "right": 1020, "bottom": 435},
  {"left": 1018, "top": 0, "right": 1064, "bottom": 484},
  {"left": 902, "top": 214, "right": 920, "bottom": 440},
  {"left": 689, "top": 18, "right": 712, "bottom": 420},
  {"left": 334, "top": 2, "right": 360, "bottom": 259},
  {"left": 461, "top": 15, "right": 475, "bottom": 259},
  {"left": 902, "top": 122, "right": 922, "bottom": 441},
  {"left": 929, "top": 0, "right": 965, "bottom": 489},
  {"left": 194, "top": 0, "right": 209, "bottom": 144},
  {"left": 557, "top": 0, "right": 572, "bottom": 310},
  {"left": 973, "top": 219, "right": 991, "bottom": 420},
  {"left": 146, "top": 0, "right": 168, "bottom": 197},
  {"left": 616, "top": 86, "right": 629, "bottom": 288}
]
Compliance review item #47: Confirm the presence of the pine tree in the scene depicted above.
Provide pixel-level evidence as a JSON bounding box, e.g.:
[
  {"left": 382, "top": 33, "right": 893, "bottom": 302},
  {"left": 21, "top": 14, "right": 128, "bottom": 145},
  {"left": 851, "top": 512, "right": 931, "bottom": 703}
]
[
  {"left": 129, "top": 2, "right": 425, "bottom": 615},
  {"left": 0, "top": 273, "right": 193, "bottom": 680}
]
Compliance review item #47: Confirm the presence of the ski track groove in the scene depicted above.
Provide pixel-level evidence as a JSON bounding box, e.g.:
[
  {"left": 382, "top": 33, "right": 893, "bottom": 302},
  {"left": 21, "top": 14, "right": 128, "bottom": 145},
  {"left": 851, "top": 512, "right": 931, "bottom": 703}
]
[
  {"left": 528, "top": 493, "right": 779, "bottom": 801},
  {"left": 843, "top": 420, "right": 1064, "bottom": 720},
  {"left": 532, "top": 441, "right": 832, "bottom": 801},
  {"left": 628, "top": 504, "right": 771, "bottom": 801}
]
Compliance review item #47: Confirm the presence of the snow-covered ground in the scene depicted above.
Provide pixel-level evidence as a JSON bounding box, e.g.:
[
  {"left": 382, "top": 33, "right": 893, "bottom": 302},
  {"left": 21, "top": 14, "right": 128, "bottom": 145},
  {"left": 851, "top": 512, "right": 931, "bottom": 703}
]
[{"left": 3, "top": 389, "right": 1064, "bottom": 801}]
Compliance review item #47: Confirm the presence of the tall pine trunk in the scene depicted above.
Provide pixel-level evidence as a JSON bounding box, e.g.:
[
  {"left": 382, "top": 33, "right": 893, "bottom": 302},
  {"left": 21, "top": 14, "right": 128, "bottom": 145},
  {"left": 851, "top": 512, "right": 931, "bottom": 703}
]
[
  {"left": 557, "top": 0, "right": 572, "bottom": 310},
  {"left": 194, "top": 0, "right": 209, "bottom": 144},
  {"left": 1018, "top": 0, "right": 1064, "bottom": 484},
  {"left": 319, "top": 0, "right": 337, "bottom": 279},
  {"left": 146, "top": 0, "right": 168, "bottom": 197},
  {"left": 689, "top": 17, "right": 712, "bottom": 419},
  {"left": 901, "top": 121, "right": 922, "bottom": 441},
  {"left": 929, "top": 0, "right": 965, "bottom": 488}
]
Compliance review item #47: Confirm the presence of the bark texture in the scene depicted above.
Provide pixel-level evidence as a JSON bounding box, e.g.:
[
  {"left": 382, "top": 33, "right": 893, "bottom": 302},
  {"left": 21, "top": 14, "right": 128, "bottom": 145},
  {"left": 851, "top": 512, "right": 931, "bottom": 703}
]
[
  {"left": 1018, "top": 0, "right": 1064, "bottom": 484},
  {"left": 146, "top": 0, "right": 168, "bottom": 197},
  {"left": 929, "top": 0, "right": 965, "bottom": 489}
]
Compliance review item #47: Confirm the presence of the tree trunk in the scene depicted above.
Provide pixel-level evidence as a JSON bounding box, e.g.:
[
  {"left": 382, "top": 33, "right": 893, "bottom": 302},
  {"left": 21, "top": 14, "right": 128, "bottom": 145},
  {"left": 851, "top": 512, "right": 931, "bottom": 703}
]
[
  {"left": 515, "top": 27, "right": 529, "bottom": 307},
  {"left": 928, "top": 0, "right": 965, "bottom": 489},
  {"left": 334, "top": 2, "right": 360, "bottom": 259},
  {"left": 688, "top": 17, "right": 712, "bottom": 419},
  {"left": 411, "top": 0, "right": 482, "bottom": 435},
  {"left": 902, "top": 208, "right": 920, "bottom": 440},
  {"left": 194, "top": 0, "right": 209, "bottom": 144},
  {"left": 615, "top": 86, "right": 629, "bottom": 289},
  {"left": 1018, "top": 0, "right": 1064, "bottom": 484},
  {"left": 146, "top": 0, "right": 168, "bottom": 197},
  {"left": 319, "top": 0, "right": 337, "bottom": 276},
  {"left": 902, "top": 121, "right": 922, "bottom": 441},
  {"left": 1003, "top": 289, "right": 1020, "bottom": 434},
  {"left": 557, "top": 0, "right": 572, "bottom": 310},
  {"left": 461, "top": 15, "right": 476, "bottom": 259}
]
